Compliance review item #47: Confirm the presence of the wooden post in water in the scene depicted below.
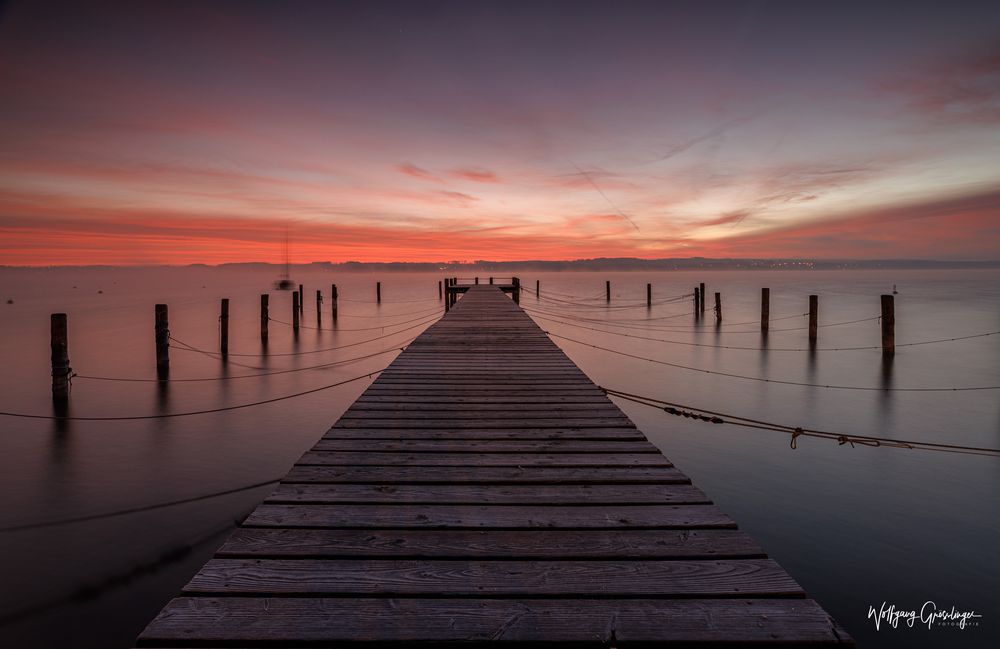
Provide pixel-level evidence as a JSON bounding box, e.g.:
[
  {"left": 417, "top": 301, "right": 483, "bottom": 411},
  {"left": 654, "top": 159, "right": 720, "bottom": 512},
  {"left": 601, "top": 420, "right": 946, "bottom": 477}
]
[
  {"left": 881, "top": 295, "right": 895, "bottom": 356},
  {"left": 155, "top": 304, "right": 169, "bottom": 377},
  {"left": 693, "top": 286, "right": 700, "bottom": 313},
  {"left": 761, "top": 288, "right": 770, "bottom": 332},
  {"left": 646, "top": 283, "right": 652, "bottom": 308},
  {"left": 292, "top": 292, "right": 299, "bottom": 332},
  {"left": 331, "top": 284, "right": 338, "bottom": 322},
  {"left": 512, "top": 277, "right": 520, "bottom": 304},
  {"left": 316, "top": 290, "right": 322, "bottom": 326},
  {"left": 298, "top": 285, "right": 304, "bottom": 313},
  {"left": 50, "top": 313, "right": 70, "bottom": 403},
  {"left": 700, "top": 283, "right": 706, "bottom": 313},
  {"left": 475, "top": 277, "right": 479, "bottom": 284},
  {"left": 438, "top": 280, "right": 442, "bottom": 300},
  {"left": 260, "top": 294, "right": 269, "bottom": 343},
  {"left": 220, "top": 298, "right": 229, "bottom": 355},
  {"left": 536, "top": 279, "right": 540, "bottom": 298},
  {"left": 714, "top": 292, "right": 722, "bottom": 322},
  {"left": 489, "top": 277, "right": 493, "bottom": 285},
  {"left": 376, "top": 281, "right": 381, "bottom": 304},
  {"left": 606, "top": 280, "right": 611, "bottom": 303},
  {"left": 808, "top": 295, "right": 818, "bottom": 345}
]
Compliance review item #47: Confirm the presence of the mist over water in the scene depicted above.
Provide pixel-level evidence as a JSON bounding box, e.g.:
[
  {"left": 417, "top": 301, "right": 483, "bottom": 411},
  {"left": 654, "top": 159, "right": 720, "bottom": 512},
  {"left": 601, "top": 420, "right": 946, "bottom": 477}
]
[{"left": 0, "top": 266, "right": 997, "bottom": 648}]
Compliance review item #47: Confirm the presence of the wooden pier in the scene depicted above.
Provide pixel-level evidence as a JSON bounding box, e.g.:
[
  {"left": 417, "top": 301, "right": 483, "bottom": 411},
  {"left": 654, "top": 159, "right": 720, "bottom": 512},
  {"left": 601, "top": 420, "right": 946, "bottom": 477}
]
[{"left": 137, "top": 285, "right": 852, "bottom": 647}]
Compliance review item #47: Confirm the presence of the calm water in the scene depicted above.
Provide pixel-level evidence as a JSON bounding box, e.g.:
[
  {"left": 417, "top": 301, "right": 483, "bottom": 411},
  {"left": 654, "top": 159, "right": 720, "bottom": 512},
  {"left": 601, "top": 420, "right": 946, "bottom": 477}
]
[{"left": 0, "top": 267, "right": 997, "bottom": 648}]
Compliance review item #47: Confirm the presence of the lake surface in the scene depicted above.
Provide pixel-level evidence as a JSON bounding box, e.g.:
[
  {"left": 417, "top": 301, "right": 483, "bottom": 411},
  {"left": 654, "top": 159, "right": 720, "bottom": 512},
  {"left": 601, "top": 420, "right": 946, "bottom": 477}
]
[{"left": 0, "top": 266, "right": 997, "bottom": 648}]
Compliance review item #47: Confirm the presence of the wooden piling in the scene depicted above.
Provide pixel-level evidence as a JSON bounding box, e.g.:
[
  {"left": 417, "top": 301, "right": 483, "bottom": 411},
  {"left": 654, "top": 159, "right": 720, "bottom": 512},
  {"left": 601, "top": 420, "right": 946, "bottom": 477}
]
[
  {"left": 647, "top": 283, "right": 652, "bottom": 308},
  {"left": 260, "top": 294, "right": 269, "bottom": 343},
  {"left": 693, "top": 286, "right": 700, "bottom": 313},
  {"left": 155, "top": 304, "right": 169, "bottom": 377},
  {"left": 881, "top": 295, "right": 895, "bottom": 356},
  {"left": 475, "top": 277, "right": 479, "bottom": 285},
  {"left": 376, "top": 282, "right": 381, "bottom": 304},
  {"left": 761, "top": 288, "right": 770, "bottom": 332},
  {"left": 808, "top": 295, "right": 818, "bottom": 344},
  {"left": 700, "top": 283, "right": 706, "bottom": 313},
  {"left": 606, "top": 280, "right": 611, "bottom": 303},
  {"left": 331, "top": 284, "right": 338, "bottom": 322},
  {"left": 220, "top": 298, "right": 229, "bottom": 355},
  {"left": 298, "top": 285, "right": 304, "bottom": 313},
  {"left": 714, "top": 292, "right": 722, "bottom": 322},
  {"left": 316, "top": 290, "right": 323, "bottom": 326},
  {"left": 489, "top": 277, "right": 494, "bottom": 285},
  {"left": 292, "top": 292, "right": 299, "bottom": 331},
  {"left": 438, "top": 280, "right": 442, "bottom": 300},
  {"left": 536, "top": 279, "right": 540, "bottom": 298},
  {"left": 50, "top": 313, "right": 70, "bottom": 402},
  {"left": 512, "top": 277, "right": 521, "bottom": 304}
]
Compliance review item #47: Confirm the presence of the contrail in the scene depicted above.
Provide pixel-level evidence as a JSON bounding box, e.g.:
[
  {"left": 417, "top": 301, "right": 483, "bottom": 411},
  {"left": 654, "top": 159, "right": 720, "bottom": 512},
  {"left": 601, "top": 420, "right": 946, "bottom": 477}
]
[{"left": 571, "top": 162, "right": 640, "bottom": 231}]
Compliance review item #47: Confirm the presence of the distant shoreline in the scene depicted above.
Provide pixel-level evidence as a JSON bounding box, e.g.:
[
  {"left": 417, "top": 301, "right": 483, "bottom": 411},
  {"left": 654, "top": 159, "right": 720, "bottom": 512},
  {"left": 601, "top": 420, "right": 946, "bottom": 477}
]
[{"left": 2, "top": 258, "right": 998, "bottom": 271}]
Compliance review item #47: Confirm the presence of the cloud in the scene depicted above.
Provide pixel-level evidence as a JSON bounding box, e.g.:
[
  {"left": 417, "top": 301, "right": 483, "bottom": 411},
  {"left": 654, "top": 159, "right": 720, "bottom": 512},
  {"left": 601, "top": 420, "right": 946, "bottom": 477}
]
[
  {"left": 396, "top": 162, "right": 439, "bottom": 181},
  {"left": 450, "top": 167, "right": 500, "bottom": 183},
  {"left": 884, "top": 40, "right": 1000, "bottom": 125}
]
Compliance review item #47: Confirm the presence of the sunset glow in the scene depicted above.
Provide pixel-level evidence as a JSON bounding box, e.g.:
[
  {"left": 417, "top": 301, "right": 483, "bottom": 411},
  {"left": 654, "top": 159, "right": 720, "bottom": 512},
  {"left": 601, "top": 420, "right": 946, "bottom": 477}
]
[{"left": 1, "top": 1, "right": 998, "bottom": 265}]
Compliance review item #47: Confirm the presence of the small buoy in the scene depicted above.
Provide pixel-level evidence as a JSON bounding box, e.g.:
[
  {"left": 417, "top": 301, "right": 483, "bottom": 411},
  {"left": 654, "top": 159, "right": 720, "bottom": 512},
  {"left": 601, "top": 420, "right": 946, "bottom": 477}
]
[
  {"left": 98, "top": 289, "right": 103, "bottom": 294},
  {"left": 5, "top": 299, "right": 12, "bottom": 304}
]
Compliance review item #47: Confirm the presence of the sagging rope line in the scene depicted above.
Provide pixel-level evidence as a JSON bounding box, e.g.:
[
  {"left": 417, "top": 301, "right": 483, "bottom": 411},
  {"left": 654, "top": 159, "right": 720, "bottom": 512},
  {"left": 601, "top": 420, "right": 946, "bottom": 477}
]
[
  {"left": 76, "top": 341, "right": 411, "bottom": 383},
  {"left": 523, "top": 285, "right": 694, "bottom": 306},
  {"left": 0, "top": 515, "right": 245, "bottom": 627},
  {"left": 528, "top": 302, "right": 878, "bottom": 332},
  {"left": 337, "top": 296, "right": 439, "bottom": 304},
  {"left": 530, "top": 310, "right": 1000, "bottom": 352},
  {"left": 269, "top": 308, "right": 441, "bottom": 331},
  {"left": 170, "top": 314, "right": 439, "bottom": 358},
  {"left": 0, "top": 368, "right": 386, "bottom": 421},
  {"left": 525, "top": 304, "right": 701, "bottom": 324},
  {"left": 522, "top": 288, "right": 694, "bottom": 311},
  {"left": 523, "top": 301, "right": 806, "bottom": 327},
  {"left": 600, "top": 387, "right": 1000, "bottom": 458},
  {"left": 546, "top": 331, "right": 1000, "bottom": 392},
  {"left": 0, "top": 478, "right": 281, "bottom": 533}
]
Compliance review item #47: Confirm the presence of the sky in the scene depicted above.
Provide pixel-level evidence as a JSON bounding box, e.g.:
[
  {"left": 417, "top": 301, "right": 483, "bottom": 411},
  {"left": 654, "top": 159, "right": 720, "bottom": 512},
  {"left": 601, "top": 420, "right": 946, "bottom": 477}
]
[{"left": 1, "top": 0, "right": 999, "bottom": 265}]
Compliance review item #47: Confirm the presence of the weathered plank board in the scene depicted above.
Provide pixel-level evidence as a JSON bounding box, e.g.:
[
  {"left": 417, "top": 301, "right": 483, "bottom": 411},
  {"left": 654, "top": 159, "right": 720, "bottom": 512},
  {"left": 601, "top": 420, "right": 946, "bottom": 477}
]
[
  {"left": 242, "top": 503, "right": 735, "bottom": 529},
  {"left": 138, "top": 597, "right": 850, "bottom": 646},
  {"left": 264, "top": 483, "right": 709, "bottom": 504},
  {"left": 184, "top": 558, "right": 802, "bottom": 596},
  {"left": 217, "top": 528, "right": 764, "bottom": 559},
  {"left": 136, "top": 285, "right": 852, "bottom": 647}
]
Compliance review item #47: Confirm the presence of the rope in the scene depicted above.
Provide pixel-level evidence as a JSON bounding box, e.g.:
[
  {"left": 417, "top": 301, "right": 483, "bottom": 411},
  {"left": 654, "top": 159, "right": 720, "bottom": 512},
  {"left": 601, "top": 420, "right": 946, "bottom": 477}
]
[
  {"left": 0, "top": 368, "right": 386, "bottom": 421},
  {"left": 0, "top": 515, "right": 244, "bottom": 627},
  {"left": 75, "top": 341, "right": 411, "bottom": 382},
  {"left": 171, "top": 314, "right": 438, "bottom": 357},
  {"left": 0, "top": 478, "right": 281, "bottom": 533},
  {"left": 546, "top": 331, "right": 1000, "bottom": 391},
  {"left": 268, "top": 308, "right": 440, "bottom": 330},
  {"left": 600, "top": 387, "right": 1000, "bottom": 458},
  {"left": 530, "top": 311, "right": 1000, "bottom": 352}
]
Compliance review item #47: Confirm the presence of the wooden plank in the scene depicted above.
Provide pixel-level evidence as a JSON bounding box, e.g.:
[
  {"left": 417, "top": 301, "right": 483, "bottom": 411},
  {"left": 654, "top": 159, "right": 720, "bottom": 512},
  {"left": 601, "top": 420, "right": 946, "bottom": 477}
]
[
  {"left": 311, "top": 440, "right": 659, "bottom": 453},
  {"left": 242, "top": 503, "right": 734, "bottom": 529},
  {"left": 282, "top": 465, "right": 688, "bottom": 484},
  {"left": 139, "top": 597, "right": 851, "bottom": 646},
  {"left": 321, "top": 428, "right": 649, "bottom": 440},
  {"left": 265, "top": 483, "right": 710, "bottom": 505},
  {"left": 217, "top": 528, "right": 765, "bottom": 559},
  {"left": 296, "top": 451, "right": 666, "bottom": 466},
  {"left": 330, "top": 418, "right": 636, "bottom": 429},
  {"left": 183, "top": 558, "right": 800, "bottom": 596}
]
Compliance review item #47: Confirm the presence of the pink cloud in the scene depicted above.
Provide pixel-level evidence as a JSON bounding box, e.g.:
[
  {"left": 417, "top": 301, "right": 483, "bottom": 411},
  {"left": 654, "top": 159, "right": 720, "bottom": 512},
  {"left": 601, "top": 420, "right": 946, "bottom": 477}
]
[{"left": 450, "top": 167, "right": 500, "bottom": 183}]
